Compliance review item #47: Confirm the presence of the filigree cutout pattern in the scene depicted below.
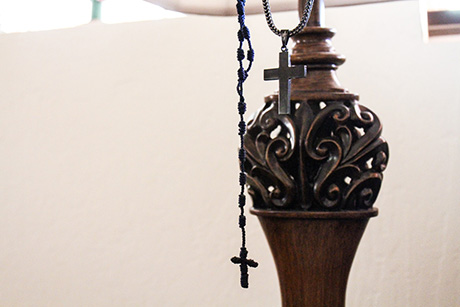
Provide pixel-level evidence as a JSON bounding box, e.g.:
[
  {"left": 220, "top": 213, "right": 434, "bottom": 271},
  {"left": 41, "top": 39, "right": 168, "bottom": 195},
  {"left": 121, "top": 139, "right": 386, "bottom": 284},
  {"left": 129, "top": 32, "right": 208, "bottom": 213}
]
[{"left": 245, "top": 99, "right": 389, "bottom": 211}]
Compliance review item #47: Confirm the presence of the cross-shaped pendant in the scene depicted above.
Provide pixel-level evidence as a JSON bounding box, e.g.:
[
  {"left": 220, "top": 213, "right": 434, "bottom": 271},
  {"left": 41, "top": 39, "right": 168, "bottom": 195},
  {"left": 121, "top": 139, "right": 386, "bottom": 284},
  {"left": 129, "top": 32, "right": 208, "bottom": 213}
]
[
  {"left": 264, "top": 50, "right": 306, "bottom": 114},
  {"left": 231, "top": 247, "right": 258, "bottom": 288}
]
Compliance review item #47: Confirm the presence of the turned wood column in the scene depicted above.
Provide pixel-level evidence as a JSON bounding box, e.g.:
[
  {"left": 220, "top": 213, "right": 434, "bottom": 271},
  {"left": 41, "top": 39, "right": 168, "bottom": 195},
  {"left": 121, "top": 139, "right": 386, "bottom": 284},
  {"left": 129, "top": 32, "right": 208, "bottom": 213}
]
[
  {"left": 252, "top": 209, "right": 377, "bottom": 306},
  {"left": 245, "top": 0, "right": 389, "bottom": 306}
]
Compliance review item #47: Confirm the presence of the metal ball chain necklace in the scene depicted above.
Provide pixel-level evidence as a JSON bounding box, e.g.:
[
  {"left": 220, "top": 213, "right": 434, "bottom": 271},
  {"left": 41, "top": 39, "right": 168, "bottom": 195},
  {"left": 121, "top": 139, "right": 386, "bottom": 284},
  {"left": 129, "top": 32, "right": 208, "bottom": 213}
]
[{"left": 231, "top": 0, "right": 315, "bottom": 289}]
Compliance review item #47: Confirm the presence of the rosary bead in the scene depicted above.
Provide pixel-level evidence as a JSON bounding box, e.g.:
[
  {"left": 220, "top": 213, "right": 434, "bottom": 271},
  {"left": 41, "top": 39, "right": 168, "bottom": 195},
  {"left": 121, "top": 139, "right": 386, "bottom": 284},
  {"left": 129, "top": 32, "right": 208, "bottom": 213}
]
[
  {"left": 238, "top": 121, "right": 246, "bottom": 135},
  {"left": 239, "top": 172, "right": 246, "bottom": 185},
  {"left": 239, "top": 148, "right": 246, "bottom": 160},
  {"left": 242, "top": 26, "right": 250, "bottom": 39},
  {"left": 247, "top": 49, "right": 254, "bottom": 62},
  {"left": 239, "top": 194, "right": 246, "bottom": 207},
  {"left": 238, "top": 101, "right": 246, "bottom": 114},
  {"left": 239, "top": 215, "right": 246, "bottom": 228},
  {"left": 237, "top": 68, "right": 247, "bottom": 81},
  {"left": 237, "top": 30, "right": 244, "bottom": 42},
  {"left": 237, "top": 48, "right": 245, "bottom": 61}
]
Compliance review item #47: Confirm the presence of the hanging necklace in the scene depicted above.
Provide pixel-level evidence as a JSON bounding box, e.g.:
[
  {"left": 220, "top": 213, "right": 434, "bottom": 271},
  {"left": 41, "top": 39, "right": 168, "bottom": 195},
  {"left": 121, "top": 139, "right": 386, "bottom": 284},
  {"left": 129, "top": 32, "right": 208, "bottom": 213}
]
[
  {"left": 263, "top": 0, "right": 315, "bottom": 114},
  {"left": 231, "top": 0, "right": 315, "bottom": 289},
  {"left": 231, "top": 0, "right": 258, "bottom": 289}
]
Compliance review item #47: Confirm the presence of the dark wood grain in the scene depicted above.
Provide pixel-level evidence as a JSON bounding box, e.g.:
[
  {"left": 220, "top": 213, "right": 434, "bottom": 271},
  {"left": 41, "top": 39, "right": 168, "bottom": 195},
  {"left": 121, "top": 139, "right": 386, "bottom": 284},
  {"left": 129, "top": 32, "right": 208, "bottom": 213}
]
[
  {"left": 245, "top": 0, "right": 389, "bottom": 305},
  {"left": 251, "top": 208, "right": 376, "bottom": 307},
  {"left": 244, "top": 0, "right": 389, "bottom": 211}
]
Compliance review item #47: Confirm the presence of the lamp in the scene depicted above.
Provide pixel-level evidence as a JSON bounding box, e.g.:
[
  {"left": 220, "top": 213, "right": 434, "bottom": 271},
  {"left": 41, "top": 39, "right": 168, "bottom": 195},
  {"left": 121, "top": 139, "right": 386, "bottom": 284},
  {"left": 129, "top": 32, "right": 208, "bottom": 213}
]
[
  {"left": 145, "top": 0, "right": 406, "bottom": 15},
  {"left": 145, "top": 0, "right": 393, "bottom": 305}
]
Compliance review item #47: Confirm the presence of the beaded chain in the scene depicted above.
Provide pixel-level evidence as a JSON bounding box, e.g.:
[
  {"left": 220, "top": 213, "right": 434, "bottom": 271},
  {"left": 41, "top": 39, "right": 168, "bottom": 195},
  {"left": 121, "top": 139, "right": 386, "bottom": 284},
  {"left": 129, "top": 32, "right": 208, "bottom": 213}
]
[{"left": 230, "top": 0, "right": 258, "bottom": 289}]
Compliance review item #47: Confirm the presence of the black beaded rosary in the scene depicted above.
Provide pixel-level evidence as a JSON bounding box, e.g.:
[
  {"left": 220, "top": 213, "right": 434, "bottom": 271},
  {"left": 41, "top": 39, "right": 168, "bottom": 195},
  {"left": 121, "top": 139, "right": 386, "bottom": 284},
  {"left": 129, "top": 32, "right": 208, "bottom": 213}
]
[
  {"left": 231, "top": 0, "right": 315, "bottom": 289},
  {"left": 230, "top": 0, "right": 257, "bottom": 290}
]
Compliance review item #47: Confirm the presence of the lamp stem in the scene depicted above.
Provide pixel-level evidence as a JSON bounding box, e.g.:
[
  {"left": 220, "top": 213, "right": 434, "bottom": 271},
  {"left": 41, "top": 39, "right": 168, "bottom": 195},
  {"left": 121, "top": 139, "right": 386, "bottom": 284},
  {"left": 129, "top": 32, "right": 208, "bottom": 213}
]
[
  {"left": 299, "top": 0, "right": 325, "bottom": 27},
  {"left": 246, "top": 0, "right": 388, "bottom": 306}
]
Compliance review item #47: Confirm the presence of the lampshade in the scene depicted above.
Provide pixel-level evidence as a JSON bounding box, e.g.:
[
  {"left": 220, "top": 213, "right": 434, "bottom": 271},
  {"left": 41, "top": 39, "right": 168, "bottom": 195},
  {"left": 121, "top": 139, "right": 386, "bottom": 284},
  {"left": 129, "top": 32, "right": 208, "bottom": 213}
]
[{"left": 145, "top": 0, "right": 406, "bottom": 16}]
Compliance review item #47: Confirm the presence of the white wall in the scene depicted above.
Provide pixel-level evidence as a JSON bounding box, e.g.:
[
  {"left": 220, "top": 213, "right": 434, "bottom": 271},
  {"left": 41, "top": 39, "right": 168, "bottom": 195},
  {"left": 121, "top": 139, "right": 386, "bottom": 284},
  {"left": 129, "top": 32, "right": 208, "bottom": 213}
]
[{"left": 0, "top": 1, "right": 459, "bottom": 306}]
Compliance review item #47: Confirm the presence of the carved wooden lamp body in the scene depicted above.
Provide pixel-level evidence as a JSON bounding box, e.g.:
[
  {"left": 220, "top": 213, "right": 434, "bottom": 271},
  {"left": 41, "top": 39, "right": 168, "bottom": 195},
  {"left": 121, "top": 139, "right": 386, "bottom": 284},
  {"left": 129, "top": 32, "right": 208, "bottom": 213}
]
[
  {"left": 246, "top": 0, "right": 389, "bottom": 305},
  {"left": 144, "top": 0, "right": 390, "bottom": 304}
]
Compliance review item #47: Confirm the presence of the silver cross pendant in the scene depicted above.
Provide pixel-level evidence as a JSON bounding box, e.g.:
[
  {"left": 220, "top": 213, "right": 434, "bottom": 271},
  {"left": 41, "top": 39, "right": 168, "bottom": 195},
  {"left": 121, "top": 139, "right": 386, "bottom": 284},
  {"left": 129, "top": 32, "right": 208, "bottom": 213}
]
[
  {"left": 264, "top": 50, "right": 306, "bottom": 115},
  {"left": 264, "top": 31, "right": 307, "bottom": 115}
]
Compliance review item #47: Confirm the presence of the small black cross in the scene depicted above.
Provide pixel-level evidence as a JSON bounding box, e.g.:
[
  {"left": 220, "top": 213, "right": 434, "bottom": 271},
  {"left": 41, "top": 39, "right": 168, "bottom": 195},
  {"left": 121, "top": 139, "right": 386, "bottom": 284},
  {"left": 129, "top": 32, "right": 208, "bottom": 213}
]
[
  {"left": 264, "top": 51, "right": 306, "bottom": 114},
  {"left": 231, "top": 247, "right": 258, "bottom": 288}
]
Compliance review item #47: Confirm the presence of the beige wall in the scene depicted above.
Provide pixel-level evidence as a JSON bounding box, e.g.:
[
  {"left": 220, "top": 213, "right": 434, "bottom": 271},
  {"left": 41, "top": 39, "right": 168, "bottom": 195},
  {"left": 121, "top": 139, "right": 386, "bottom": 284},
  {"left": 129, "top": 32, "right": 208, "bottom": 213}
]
[{"left": 1, "top": 1, "right": 459, "bottom": 306}]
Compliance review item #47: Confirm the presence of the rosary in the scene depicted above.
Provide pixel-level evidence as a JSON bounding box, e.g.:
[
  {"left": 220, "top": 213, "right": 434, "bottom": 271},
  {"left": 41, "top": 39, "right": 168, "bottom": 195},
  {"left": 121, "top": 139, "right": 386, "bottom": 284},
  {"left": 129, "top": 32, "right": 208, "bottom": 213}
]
[{"left": 231, "top": 0, "right": 315, "bottom": 288}]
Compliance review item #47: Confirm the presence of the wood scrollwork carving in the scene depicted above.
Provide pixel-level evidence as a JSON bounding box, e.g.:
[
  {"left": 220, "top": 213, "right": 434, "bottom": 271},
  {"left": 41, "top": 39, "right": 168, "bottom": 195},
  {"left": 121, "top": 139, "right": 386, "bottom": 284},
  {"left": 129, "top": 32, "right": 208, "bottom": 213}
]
[{"left": 245, "top": 99, "right": 389, "bottom": 211}]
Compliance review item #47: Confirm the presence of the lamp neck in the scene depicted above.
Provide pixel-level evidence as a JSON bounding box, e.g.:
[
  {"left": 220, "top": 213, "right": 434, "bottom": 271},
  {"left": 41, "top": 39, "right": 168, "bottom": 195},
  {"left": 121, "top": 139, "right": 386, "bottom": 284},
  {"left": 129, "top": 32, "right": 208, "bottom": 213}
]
[{"left": 300, "top": 0, "right": 325, "bottom": 27}]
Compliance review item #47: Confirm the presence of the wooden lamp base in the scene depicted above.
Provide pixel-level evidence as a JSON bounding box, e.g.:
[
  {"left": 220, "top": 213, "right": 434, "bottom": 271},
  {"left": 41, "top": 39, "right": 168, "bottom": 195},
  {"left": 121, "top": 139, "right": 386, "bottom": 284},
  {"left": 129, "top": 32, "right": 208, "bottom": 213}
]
[
  {"left": 244, "top": 0, "right": 387, "bottom": 305},
  {"left": 251, "top": 208, "right": 378, "bottom": 307}
]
